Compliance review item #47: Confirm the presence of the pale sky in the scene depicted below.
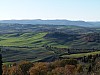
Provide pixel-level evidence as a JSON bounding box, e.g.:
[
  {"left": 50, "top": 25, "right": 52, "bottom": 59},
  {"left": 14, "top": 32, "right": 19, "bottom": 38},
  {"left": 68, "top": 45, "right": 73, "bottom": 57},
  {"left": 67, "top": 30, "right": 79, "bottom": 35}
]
[{"left": 0, "top": 0, "right": 100, "bottom": 21}]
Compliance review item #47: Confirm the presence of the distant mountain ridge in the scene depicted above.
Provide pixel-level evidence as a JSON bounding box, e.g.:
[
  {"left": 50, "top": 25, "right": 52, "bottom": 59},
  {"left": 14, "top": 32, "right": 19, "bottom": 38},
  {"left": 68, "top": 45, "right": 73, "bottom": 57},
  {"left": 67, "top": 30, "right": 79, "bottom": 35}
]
[{"left": 0, "top": 19, "right": 100, "bottom": 27}]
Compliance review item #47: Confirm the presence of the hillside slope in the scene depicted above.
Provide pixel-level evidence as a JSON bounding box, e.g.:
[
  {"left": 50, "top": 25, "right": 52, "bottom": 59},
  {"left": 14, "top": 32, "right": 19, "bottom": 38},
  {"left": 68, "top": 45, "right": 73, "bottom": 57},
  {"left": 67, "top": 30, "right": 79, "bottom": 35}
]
[{"left": 0, "top": 19, "right": 100, "bottom": 27}]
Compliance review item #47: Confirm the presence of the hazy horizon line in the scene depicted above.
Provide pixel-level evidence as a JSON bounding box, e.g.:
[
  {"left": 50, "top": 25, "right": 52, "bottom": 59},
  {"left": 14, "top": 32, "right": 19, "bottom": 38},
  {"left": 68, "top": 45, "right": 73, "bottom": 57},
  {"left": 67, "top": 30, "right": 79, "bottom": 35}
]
[{"left": 0, "top": 19, "right": 100, "bottom": 22}]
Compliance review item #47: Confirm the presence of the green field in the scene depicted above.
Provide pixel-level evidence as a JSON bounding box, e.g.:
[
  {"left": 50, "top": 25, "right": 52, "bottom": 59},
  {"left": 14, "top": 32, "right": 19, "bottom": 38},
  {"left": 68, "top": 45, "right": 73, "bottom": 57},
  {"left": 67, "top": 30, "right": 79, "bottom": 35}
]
[
  {"left": 61, "top": 51, "right": 100, "bottom": 58},
  {"left": 0, "top": 32, "right": 69, "bottom": 63},
  {"left": 0, "top": 32, "right": 47, "bottom": 47},
  {"left": 0, "top": 32, "right": 69, "bottom": 48},
  {"left": 0, "top": 24, "right": 100, "bottom": 64}
]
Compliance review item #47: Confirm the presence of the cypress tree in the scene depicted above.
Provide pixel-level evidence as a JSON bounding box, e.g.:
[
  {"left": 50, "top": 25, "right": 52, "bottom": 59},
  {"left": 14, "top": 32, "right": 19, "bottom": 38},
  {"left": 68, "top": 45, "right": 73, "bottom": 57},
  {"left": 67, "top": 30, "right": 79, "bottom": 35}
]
[{"left": 0, "top": 48, "right": 2, "bottom": 75}]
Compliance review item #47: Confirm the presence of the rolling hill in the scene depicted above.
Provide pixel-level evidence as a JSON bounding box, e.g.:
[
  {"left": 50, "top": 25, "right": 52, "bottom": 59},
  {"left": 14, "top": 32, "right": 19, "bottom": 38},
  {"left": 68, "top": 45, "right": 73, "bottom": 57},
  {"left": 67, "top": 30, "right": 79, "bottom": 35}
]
[
  {"left": 0, "top": 23, "right": 100, "bottom": 63},
  {"left": 0, "top": 19, "right": 100, "bottom": 27}
]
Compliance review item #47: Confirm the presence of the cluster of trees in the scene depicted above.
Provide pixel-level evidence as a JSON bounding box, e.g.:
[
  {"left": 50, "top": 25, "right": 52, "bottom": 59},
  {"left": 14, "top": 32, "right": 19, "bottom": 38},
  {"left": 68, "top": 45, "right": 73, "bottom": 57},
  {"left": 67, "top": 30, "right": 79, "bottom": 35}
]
[
  {"left": 44, "top": 45, "right": 99, "bottom": 54},
  {"left": 2, "top": 59, "right": 83, "bottom": 75},
  {"left": 44, "top": 32, "right": 100, "bottom": 43},
  {"left": 2, "top": 53, "right": 100, "bottom": 75},
  {"left": 83, "top": 33, "right": 100, "bottom": 43},
  {"left": 1, "top": 45, "right": 100, "bottom": 75}
]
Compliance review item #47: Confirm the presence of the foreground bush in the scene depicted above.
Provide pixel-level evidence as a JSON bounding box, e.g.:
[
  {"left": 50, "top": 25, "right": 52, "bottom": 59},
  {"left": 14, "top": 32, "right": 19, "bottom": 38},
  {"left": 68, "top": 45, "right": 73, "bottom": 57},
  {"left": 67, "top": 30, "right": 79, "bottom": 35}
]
[{"left": 2, "top": 56, "right": 100, "bottom": 75}]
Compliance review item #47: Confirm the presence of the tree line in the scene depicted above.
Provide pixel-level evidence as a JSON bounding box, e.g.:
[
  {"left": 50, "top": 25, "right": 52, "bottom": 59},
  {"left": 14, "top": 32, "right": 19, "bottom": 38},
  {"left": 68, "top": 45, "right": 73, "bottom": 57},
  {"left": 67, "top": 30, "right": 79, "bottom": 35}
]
[{"left": 2, "top": 53, "right": 100, "bottom": 75}]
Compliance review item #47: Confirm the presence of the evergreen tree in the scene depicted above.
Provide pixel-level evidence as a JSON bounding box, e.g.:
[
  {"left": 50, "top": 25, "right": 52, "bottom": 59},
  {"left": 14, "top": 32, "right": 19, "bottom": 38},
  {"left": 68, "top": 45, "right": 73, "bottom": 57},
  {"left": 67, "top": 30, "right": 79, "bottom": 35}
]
[{"left": 0, "top": 48, "right": 2, "bottom": 75}]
